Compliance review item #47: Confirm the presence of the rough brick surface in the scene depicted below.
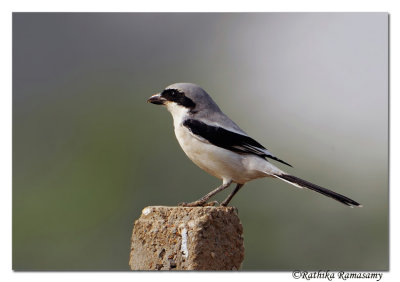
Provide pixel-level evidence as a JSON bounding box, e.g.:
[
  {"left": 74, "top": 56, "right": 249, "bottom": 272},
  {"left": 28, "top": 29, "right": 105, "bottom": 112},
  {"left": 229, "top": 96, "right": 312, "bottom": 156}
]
[{"left": 129, "top": 206, "right": 245, "bottom": 270}]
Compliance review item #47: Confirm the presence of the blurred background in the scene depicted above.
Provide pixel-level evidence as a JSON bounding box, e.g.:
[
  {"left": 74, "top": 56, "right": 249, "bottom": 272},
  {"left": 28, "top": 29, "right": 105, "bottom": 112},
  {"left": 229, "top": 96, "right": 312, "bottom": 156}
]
[{"left": 13, "top": 13, "right": 388, "bottom": 270}]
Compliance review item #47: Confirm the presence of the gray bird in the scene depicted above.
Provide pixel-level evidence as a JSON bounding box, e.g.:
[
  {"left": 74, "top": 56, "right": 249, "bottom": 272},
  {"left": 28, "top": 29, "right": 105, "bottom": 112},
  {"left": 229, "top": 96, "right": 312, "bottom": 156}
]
[{"left": 147, "top": 82, "right": 361, "bottom": 208}]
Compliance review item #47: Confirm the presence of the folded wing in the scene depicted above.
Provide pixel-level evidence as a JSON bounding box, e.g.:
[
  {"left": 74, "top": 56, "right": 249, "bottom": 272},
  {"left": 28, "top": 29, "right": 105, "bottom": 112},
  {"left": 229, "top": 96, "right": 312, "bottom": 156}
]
[{"left": 183, "top": 119, "right": 292, "bottom": 167}]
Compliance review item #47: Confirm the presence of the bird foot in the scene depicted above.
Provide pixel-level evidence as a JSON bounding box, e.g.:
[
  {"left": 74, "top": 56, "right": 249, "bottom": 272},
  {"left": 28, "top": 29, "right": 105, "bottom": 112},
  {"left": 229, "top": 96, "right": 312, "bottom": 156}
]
[
  {"left": 220, "top": 200, "right": 229, "bottom": 207},
  {"left": 178, "top": 200, "right": 218, "bottom": 207},
  {"left": 204, "top": 201, "right": 219, "bottom": 206}
]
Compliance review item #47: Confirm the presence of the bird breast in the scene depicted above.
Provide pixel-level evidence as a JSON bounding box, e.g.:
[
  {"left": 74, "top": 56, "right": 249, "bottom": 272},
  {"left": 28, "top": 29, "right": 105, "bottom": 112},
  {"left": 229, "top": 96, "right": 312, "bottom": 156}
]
[{"left": 174, "top": 123, "right": 274, "bottom": 183}]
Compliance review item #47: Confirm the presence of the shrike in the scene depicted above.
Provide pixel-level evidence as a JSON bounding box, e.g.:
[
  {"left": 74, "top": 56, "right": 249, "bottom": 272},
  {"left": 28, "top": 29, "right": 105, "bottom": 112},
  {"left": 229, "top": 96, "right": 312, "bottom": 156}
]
[{"left": 147, "top": 83, "right": 361, "bottom": 208}]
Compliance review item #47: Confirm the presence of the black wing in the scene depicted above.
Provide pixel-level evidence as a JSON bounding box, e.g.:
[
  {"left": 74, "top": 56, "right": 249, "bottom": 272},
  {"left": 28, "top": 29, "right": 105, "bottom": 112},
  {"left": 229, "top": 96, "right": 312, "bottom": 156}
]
[{"left": 183, "top": 119, "right": 292, "bottom": 167}]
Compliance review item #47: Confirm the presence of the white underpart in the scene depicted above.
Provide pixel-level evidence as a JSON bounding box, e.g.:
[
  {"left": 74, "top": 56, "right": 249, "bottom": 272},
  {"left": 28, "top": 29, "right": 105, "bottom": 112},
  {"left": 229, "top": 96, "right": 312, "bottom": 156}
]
[
  {"left": 165, "top": 102, "right": 191, "bottom": 129},
  {"left": 165, "top": 102, "right": 285, "bottom": 184}
]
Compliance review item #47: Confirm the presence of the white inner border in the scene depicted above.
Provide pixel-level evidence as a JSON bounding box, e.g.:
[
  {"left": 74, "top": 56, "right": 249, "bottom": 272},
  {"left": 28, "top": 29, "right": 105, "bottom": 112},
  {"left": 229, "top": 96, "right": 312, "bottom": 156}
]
[{"left": 1, "top": 1, "right": 397, "bottom": 282}]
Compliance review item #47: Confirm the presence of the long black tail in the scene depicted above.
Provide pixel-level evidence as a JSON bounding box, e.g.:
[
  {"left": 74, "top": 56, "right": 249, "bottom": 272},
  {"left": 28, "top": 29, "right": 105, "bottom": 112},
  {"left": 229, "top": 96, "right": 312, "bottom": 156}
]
[{"left": 274, "top": 174, "right": 362, "bottom": 207}]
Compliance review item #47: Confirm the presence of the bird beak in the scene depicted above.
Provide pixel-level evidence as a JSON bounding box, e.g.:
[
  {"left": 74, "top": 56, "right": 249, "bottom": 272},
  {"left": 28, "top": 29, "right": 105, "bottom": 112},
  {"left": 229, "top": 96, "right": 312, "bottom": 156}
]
[{"left": 147, "top": 93, "right": 166, "bottom": 105}]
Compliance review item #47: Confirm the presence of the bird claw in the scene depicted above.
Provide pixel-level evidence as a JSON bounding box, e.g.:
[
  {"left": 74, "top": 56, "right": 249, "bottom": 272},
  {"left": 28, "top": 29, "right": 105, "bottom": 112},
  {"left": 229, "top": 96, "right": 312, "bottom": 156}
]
[
  {"left": 203, "top": 201, "right": 219, "bottom": 206},
  {"left": 220, "top": 201, "right": 229, "bottom": 207},
  {"left": 178, "top": 201, "right": 201, "bottom": 207},
  {"left": 178, "top": 200, "right": 218, "bottom": 207}
]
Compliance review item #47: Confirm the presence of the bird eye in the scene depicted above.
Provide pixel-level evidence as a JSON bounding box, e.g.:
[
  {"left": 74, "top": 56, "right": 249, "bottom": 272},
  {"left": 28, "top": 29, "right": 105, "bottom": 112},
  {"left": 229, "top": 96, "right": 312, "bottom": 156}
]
[{"left": 161, "top": 89, "right": 183, "bottom": 101}]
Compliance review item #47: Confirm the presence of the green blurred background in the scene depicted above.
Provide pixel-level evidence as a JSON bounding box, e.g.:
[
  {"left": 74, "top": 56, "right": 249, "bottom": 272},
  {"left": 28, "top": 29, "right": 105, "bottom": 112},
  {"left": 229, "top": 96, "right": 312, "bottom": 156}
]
[{"left": 12, "top": 13, "right": 388, "bottom": 270}]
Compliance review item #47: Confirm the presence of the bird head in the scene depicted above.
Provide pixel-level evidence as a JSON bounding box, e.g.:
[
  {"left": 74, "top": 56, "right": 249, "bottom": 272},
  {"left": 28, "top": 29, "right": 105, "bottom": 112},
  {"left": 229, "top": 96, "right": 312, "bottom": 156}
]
[{"left": 147, "top": 83, "right": 221, "bottom": 118}]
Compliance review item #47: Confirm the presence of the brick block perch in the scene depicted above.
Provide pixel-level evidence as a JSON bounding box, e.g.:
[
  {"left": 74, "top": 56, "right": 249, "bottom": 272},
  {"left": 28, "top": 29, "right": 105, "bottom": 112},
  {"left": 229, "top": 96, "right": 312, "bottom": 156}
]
[{"left": 129, "top": 206, "right": 245, "bottom": 270}]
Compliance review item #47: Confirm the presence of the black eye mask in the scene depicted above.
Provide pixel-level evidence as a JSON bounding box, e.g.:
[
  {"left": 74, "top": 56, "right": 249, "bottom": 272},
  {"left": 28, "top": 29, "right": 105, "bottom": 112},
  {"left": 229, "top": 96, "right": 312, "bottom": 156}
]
[{"left": 161, "top": 89, "right": 196, "bottom": 109}]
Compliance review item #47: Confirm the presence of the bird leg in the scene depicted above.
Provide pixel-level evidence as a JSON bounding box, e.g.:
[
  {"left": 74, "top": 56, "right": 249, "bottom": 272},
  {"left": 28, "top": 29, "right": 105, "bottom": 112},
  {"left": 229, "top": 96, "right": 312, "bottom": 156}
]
[
  {"left": 220, "top": 183, "right": 244, "bottom": 206},
  {"left": 179, "top": 180, "right": 233, "bottom": 207}
]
